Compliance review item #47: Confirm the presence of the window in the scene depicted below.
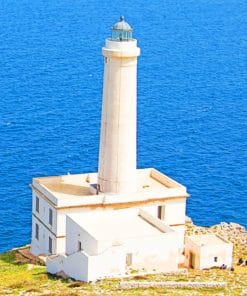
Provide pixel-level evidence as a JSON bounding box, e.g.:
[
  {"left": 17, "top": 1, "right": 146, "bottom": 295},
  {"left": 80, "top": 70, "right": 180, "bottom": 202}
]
[
  {"left": 49, "top": 237, "right": 52, "bottom": 254},
  {"left": 214, "top": 257, "right": 218, "bottom": 262},
  {"left": 126, "top": 253, "right": 133, "bottom": 266},
  {"left": 35, "top": 196, "right": 39, "bottom": 213},
  {"left": 157, "top": 206, "right": 165, "bottom": 220},
  {"left": 49, "top": 208, "right": 53, "bottom": 226},
  {"left": 35, "top": 223, "right": 39, "bottom": 240},
  {"left": 158, "top": 206, "right": 162, "bottom": 219},
  {"left": 78, "top": 241, "right": 82, "bottom": 251}
]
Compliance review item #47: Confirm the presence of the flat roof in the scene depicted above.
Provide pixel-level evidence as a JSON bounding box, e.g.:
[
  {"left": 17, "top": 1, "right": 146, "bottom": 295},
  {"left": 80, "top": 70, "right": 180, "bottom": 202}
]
[
  {"left": 68, "top": 210, "right": 164, "bottom": 241},
  {"left": 32, "top": 168, "right": 188, "bottom": 208},
  {"left": 187, "top": 234, "right": 230, "bottom": 246}
]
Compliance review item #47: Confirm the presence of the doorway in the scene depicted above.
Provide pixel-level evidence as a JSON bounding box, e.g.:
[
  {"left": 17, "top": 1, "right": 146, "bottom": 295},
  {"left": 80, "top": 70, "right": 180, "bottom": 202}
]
[{"left": 189, "top": 252, "right": 196, "bottom": 268}]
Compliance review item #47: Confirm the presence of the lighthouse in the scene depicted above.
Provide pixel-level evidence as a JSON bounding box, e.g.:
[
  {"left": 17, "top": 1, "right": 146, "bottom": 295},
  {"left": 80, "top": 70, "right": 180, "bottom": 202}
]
[
  {"left": 98, "top": 16, "right": 140, "bottom": 194},
  {"left": 32, "top": 17, "right": 191, "bottom": 282}
]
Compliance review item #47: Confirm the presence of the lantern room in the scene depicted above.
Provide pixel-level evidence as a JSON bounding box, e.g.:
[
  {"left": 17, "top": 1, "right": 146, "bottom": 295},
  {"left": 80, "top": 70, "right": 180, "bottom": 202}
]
[{"left": 111, "top": 16, "right": 133, "bottom": 41}]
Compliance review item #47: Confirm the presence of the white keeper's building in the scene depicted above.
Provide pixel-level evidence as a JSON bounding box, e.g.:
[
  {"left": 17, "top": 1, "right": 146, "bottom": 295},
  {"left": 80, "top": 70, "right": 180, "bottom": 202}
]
[{"left": 30, "top": 17, "right": 232, "bottom": 282}]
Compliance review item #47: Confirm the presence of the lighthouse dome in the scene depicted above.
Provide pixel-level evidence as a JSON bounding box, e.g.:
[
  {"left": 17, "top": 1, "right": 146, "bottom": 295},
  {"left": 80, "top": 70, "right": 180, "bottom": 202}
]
[
  {"left": 113, "top": 16, "right": 132, "bottom": 31},
  {"left": 111, "top": 16, "right": 133, "bottom": 41}
]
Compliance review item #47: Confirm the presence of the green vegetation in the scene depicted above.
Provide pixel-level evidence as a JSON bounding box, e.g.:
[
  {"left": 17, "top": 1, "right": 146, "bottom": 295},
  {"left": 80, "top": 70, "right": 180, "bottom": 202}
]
[
  {"left": 0, "top": 249, "right": 246, "bottom": 296},
  {"left": 1, "top": 222, "right": 246, "bottom": 295}
]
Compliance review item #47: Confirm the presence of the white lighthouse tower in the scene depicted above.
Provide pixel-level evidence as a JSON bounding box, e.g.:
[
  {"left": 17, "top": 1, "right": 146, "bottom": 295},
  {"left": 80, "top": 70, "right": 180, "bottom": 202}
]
[
  {"left": 32, "top": 17, "right": 191, "bottom": 282},
  {"left": 98, "top": 16, "right": 140, "bottom": 194}
]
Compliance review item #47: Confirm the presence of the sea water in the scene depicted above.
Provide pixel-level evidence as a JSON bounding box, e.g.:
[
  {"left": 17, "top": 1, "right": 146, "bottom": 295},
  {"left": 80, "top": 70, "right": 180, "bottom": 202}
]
[{"left": 0, "top": 0, "right": 246, "bottom": 252}]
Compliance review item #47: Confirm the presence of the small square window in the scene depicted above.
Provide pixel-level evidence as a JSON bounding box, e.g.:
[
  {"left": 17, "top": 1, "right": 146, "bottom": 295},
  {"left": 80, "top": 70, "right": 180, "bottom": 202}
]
[
  {"left": 214, "top": 257, "right": 218, "bottom": 262},
  {"left": 35, "top": 223, "right": 39, "bottom": 240},
  {"left": 49, "top": 209, "right": 53, "bottom": 226},
  {"left": 36, "top": 196, "right": 39, "bottom": 213}
]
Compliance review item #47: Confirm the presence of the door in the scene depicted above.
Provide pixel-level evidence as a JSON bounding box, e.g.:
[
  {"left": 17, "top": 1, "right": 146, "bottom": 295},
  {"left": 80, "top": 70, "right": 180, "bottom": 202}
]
[{"left": 189, "top": 252, "right": 196, "bottom": 268}]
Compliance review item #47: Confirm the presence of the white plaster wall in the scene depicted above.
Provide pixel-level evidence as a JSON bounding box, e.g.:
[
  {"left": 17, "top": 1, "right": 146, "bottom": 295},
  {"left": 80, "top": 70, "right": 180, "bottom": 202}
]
[
  {"left": 47, "top": 247, "right": 125, "bottom": 282},
  {"left": 46, "top": 254, "right": 66, "bottom": 274},
  {"left": 52, "top": 208, "right": 139, "bottom": 256},
  {"left": 143, "top": 201, "right": 186, "bottom": 227},
  {"left": 32, "top": 192, "right": 56, "bottom": 234},
  {"left": 46, "top": 253, "right": 89, "bottom": 282},
  {"left": 87, "top": 247, "right": 126, "bottom": 282},
  {"left": 46, "top": 235, "right": 178, "bottom": 283},
  {"left": 56, "top": 211, "right": 66, "bottom": 236},
  {"left": 98, "top": 40, "right": 140, "bottom": 194},
  {"left": 65, "top": 208, "right": 139, "bottom": 255},
  {"left": 30, "top": 217, "right": 42, "bottom": 256},
  {"left": 30, "top": 216, "right": 56, "bottom": 256},
  {"left": 32, "top": 180, "right": 57, "bottom": 205},
  {"left": 185, "top": 237, "right": 233, "bottom": 270},
  {"left": 47, "top": 225, "right": 180, "bottom": 281},
  {"left": 63, "top": 252, "right": 89, "bottom": 282},
  {"left": 54, "top": 208, "right": 99, "bottom": 254},
  {"left": 200, "top": 244, "right": 233, "bottom": 269},
  {"left": 164, "top": 198, "right": 186, "bottom": 225},
  {"left": 31, "top": 191, "right": 57, "bottom": 255},
  {"left": 66, "top": 208, "right": 138, "bottom": 255},
  {"left": 123, "top": 232, "right": 179, "bottom": 272},
  {"left": 66, "top": 216, "right": 98, "bottom": 256},
  {"left": 96, "top": 239, "right": 112, "bottom": 254},
  {"left": 142, "top": 204, "right": 185, "bottom": 249},
  {"left": 184, "top": 237, "right": 200, "bottom": 269},
  {"left": 105, "top": 38, "right": 138, "bottom": 51},
  {"left": 33, "top": 192, "right": 97, "bottom": 243},
  {"left": 170, "top": 225, "right": 185, "bottom": 249},
  {"left": 143, "top": 205, "right": 159, "bottom": 217},
  {"left": 56, "top": 237, "right": 66, "bottom": 254},
  {"left": 57, "top": 207, "right": 91, "bottom": 236}
]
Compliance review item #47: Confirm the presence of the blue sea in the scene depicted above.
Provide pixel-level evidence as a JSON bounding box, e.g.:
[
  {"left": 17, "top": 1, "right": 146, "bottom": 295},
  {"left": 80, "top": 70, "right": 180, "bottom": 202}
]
[{"left": 0, "top": 0, "right": 246, "bottom": 253}]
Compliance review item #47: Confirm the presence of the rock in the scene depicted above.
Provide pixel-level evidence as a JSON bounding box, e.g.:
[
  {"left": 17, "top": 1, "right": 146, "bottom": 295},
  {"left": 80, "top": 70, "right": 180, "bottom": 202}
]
[
  {"left": 220, "top": 222, "right": 229, "bottom": 228},
  {"left": 118, "top": 281, "right": 227, "bottom": 290},
  {"left": 185, "top": 216, "right": 193, "bottom": 223},
  {"left": 1, "top": 290, "right": 12, "bottom": 295},
  {"left": 56, "top": 270, "right": 69, "bottom": 279},
  {"left": 229, "top": 222, "right": 245, "bottom": 230}
]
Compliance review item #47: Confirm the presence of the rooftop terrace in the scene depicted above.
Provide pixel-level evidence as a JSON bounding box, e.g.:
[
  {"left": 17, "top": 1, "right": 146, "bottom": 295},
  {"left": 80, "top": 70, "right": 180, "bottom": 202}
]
[{"left": 32, "top": 168, "right": 188, "bottom": 208}]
